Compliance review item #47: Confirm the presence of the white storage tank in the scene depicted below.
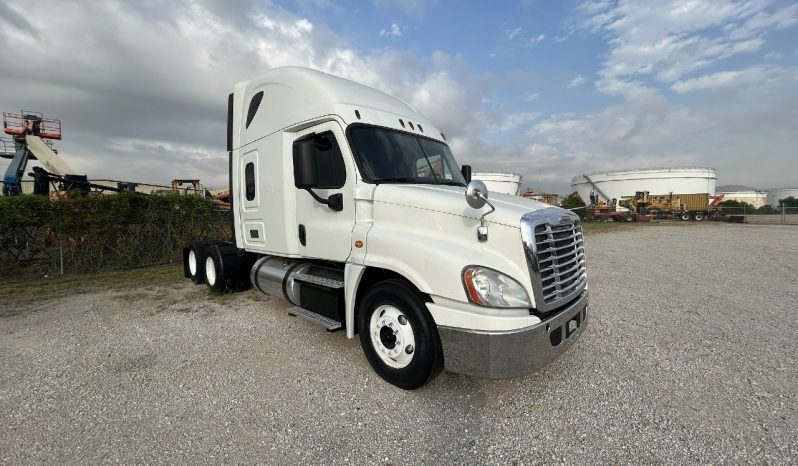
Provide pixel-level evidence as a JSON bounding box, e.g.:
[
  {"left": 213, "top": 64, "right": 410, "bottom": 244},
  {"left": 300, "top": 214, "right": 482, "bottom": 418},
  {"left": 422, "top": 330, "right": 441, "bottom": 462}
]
[
  {"left": 571, "top": 167, "right": 716, "bottom": 204},
  {"left": 717, "top": 191, "right": 767, "bottom": 208},
  {"left": 473, "top": 172, "right": 522, "bottom": 195},
  {"left": 766, "top": 188, "right": 798, "bottom": 207}
]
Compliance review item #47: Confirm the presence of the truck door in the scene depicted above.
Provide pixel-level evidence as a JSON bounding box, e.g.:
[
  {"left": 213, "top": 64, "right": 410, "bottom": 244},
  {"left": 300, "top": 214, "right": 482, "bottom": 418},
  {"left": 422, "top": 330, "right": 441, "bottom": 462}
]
[
  {"left": 239, "top": 148, "right": 266, "bottom": 249},
  {"left": 292, "top": 122, "right": 356, "bottom": 262}
]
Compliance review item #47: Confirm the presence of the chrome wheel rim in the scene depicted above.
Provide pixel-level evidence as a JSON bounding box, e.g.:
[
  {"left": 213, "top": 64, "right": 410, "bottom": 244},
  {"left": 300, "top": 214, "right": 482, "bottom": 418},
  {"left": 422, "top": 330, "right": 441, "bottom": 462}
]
[
  {"left": 369, "top": 305, "right": 415, "bottom": 368},
  {"left": 205, "top": 256, "right": 216, "bottom": 286},
  {"left": 188, "top": 249, "right": 197, "bottom": 276}
]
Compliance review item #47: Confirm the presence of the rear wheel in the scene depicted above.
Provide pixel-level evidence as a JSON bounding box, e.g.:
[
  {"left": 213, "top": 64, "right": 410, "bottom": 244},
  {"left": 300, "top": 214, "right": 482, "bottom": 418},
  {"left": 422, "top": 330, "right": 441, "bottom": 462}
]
[
  {"left": 205, "top": 254, "right": 226, "bottom": 292},
  {"left": 693, "top": 212, "right": 705, "bottom": 221},
  {"left": 681, "top": 213, "right": 691, "bottom": 221},
  {"left": 358, "top": 279, "right": 442, "bottom": 390}
]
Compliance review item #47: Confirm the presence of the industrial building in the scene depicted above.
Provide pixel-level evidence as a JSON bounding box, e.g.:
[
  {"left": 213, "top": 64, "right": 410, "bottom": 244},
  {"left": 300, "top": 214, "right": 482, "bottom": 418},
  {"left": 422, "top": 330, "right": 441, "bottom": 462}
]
[
  {"left": 520, "top": 189, "right": 559, "bottom": 206},
  {"left": 571, "top": 167, "right": 717, "bottom": 204}
]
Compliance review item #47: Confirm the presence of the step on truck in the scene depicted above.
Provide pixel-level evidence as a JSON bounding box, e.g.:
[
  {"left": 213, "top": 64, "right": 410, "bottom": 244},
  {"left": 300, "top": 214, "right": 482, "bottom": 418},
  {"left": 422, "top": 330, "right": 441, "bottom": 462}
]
[{"left": 183, "top": 67, "right": 589, "bottom": 389}]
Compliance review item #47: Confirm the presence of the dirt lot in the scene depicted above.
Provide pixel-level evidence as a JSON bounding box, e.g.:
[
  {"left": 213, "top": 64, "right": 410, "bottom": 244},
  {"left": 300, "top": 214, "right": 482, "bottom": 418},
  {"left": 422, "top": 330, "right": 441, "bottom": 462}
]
[{"left": 1, "top": 223, "right": 796, "bottom": 464}]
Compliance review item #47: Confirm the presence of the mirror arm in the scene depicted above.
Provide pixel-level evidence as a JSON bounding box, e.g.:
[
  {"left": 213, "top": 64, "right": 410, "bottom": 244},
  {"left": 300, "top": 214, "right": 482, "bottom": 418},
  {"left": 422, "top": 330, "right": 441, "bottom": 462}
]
[
  {"left": 477, "top": 192, "right": 495, "bottom": 228},
  {"left": 305, "top": 187, "right": 326, "bottom": 204},
  {"left": 304, "top": 188, "right": 343, "bottom": 212}
]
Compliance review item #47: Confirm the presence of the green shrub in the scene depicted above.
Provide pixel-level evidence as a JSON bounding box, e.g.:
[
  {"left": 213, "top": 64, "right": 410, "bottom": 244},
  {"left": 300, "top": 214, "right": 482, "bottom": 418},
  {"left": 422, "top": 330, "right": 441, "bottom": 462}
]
[{"left": 0, "top": 193, "right": 230, "bottom": 280}]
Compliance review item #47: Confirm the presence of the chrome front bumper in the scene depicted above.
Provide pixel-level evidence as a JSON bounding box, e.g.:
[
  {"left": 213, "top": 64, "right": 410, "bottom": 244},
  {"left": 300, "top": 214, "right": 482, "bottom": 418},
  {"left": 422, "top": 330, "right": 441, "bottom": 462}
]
[{"left": 437, "top": 291, "right": 588, "bottom": 379}]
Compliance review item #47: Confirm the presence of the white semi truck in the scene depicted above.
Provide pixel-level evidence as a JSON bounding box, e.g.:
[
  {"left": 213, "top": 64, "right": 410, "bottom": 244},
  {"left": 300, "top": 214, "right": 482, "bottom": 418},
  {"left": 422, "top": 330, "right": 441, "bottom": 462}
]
[{"left": 183, "top": 67, "right": 588, "bottom": 389}]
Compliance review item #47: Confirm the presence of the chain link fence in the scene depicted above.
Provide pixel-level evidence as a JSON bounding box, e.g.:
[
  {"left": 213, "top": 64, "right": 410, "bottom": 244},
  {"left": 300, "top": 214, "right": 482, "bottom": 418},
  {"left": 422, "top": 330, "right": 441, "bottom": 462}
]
[
  {"left": 717, "top": 205, "right": 798, "bottom": 225},
  {"left": 0, "top": 195, "right": 231, "bottom": 281}
]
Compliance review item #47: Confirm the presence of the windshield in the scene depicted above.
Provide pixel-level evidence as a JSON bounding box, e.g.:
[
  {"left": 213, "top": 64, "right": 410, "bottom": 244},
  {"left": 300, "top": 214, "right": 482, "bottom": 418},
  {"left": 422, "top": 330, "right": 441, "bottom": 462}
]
[{"left": 348, "top": 125, "right": 466, "bottom": 186}]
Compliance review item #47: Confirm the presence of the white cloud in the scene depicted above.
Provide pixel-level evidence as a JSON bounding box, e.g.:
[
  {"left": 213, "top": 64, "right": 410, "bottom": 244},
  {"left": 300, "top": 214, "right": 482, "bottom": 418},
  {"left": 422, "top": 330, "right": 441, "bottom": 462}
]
[
  {"left": 524, "top": 63, "right": 798, "bottom": 190},
  {"left": 549, "top": 0, "right": 798, "bottom": 196},
  {"left": 523, "top": 92, "right": 540, "bottom": 101},
  {"left": 506, "top": 29, "right": 544, "bottom": 47},
  {"left": 405, "top": 65, "right": 486, "bottom": 136},
  {"left": 0, "top": 0, "right": 481, "bottom": 188},
  {"left": 553, "top": 33, "right": 571, "bottom": 43},
  {"left": 373, "top": 0, "right": 435, "bottom": 17},
  {"left": 764, "top": 51, "right": 782, "bottom": 60},
  {"left": 522, "top": 1, "right": 798, "bottom": 191},
  {"left": 529, "top": 92, "right": 714, "bottom": 172},
  {"left": 506, "top": 27, "right": 522, "bottom": 40},
  {"left": 671, "top": 65, "right": 798, "bottom": 93},
  {"left": 567, "top": 75, "right": 587, "bottom": 88},
  {"left": 728, "top": 3, "right": 798, "bottom": 40},
  {"left": 671, "top": 69, "right": 753, "bottom": 93},
  {"left": 528, "top": 34, "right": 545, "bottom": 46},
  {"left": 490, "top": 112, "right": 541, "bottom": 133},
  {"left": 2, "top": 0, "right": 796, "bottom": 195},
  {"left": 379, "top": 23, "right": 403, "bottom": 37},
  {"left": 576, "top": 0, "right": 789, "bottom": 95}
]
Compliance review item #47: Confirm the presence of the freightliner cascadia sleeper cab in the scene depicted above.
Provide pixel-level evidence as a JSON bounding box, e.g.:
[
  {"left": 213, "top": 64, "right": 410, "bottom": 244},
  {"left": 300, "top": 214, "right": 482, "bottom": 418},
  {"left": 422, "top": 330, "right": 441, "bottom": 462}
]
[{"left": 183, "top": 67, "right": 588, "bottom": 389}]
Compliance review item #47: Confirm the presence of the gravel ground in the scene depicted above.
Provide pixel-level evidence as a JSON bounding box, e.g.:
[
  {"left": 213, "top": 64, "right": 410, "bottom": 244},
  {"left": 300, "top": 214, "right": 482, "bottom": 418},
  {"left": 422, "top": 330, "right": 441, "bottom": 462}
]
[{"left": 1, "top": 223, "right": 796, "bottom": 464}]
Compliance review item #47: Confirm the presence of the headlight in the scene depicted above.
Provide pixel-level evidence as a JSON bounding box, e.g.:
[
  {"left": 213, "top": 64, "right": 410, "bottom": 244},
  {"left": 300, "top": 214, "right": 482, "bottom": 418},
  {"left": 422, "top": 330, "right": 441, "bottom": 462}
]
[{"left": 462, "top": 266, "right": 531, "bottom": 308}]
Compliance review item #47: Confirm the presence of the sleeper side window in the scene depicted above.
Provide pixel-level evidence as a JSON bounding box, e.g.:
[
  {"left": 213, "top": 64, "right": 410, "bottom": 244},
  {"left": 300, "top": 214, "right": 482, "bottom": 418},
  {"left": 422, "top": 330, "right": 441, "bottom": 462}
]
[
  {"left": 245, "top": 91, "right": 264, "bottom": 129},
  {"left": 245, "top": 162, "right": 255, "bottom": 201}
]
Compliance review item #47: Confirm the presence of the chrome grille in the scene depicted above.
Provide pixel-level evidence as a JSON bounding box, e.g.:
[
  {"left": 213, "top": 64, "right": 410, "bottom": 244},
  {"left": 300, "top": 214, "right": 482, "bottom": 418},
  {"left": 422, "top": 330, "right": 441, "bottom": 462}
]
[
  {"left": 534, "top": 223, "right": 585, "bottom": 303},
  {"left": 521, "top": 208, "right": 587, "bottom": 313}
]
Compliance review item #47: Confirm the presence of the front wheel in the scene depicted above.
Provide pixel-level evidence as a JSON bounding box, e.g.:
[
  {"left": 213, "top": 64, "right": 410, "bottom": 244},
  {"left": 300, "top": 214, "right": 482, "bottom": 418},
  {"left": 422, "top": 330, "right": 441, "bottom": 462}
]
[{"left": 358, "top": 279, "right": 442, "bottom": 390}]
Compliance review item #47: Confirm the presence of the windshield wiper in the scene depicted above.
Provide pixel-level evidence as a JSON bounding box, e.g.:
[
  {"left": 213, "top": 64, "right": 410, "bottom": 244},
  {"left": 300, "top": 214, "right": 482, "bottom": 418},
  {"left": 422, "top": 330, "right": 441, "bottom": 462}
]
[
  {"left": 371, "top": 177, "right": 466, "bottom": 187},
  {"left": 371, "top": 176, "right": 427, "bottom": 184}
]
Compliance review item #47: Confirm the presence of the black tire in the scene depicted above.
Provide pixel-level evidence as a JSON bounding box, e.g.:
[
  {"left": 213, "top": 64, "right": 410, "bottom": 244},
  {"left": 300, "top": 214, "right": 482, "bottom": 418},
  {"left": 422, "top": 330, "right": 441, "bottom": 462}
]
[
  {"left": 358, "top": 279, "right": 443, "bottom": 390},
  {"left": 625, "top": 213, "right": 635, "bottom": 222},
  {"left": 188, "top": 241, "right": 207, "bottom": 284},
  {"left": 680, "top": 213, "right": 691, "bottom": 221},
  {"left": 693, "top": 213, "right": 705, "bottom": 221}
]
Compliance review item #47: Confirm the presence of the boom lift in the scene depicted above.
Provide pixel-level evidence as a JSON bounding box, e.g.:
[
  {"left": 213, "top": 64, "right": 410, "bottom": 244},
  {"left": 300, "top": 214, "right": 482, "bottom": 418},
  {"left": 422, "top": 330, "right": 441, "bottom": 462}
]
[
  {"left": 2, "top": 111, "right": 79, "bottom": 195},
  {"left": 2, "top": 111, "right": 127, "bottom": 196}
]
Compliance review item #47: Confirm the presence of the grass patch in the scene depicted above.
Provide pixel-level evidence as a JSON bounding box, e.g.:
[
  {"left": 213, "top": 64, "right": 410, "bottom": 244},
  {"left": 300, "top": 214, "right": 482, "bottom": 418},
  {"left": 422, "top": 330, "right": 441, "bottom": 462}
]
[
  {"left": 207, "top": 290, "right": 238, "bottom": 305},
  {"left": 0, "top": 264, "right": 184, "bottom": 302}
]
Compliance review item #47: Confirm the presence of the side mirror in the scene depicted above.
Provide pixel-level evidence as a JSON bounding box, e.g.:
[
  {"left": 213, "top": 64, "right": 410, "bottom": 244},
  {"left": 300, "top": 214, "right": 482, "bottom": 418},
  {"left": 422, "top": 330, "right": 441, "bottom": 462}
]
[
  {"left": 465, "top": 180, "right": 495, "bottom": 242},
  {"left": 461, "top": 165, "right": 472, "bottom": 184},
  {"left": 292, "top": 137, "right": 343, "bottom": 212},
  {"left": 465, "top": 180, "right": 488, "bottom": 209},
  {"left": 293, "top": 140, "right": 318, "bottom": 188}
]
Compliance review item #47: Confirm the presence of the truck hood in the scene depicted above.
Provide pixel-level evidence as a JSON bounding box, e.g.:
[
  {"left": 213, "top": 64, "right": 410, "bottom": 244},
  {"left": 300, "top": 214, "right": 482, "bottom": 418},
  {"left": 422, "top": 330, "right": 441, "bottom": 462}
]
[{"left": 372, "top": 184, "right": 553, "bottom": 228}]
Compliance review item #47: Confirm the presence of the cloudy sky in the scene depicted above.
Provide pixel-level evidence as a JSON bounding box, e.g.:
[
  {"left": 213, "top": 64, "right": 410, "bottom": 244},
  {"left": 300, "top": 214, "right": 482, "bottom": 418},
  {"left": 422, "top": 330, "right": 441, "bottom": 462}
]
[{"left": 1, "top": 0, "right": 796, "bottom": 193}]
